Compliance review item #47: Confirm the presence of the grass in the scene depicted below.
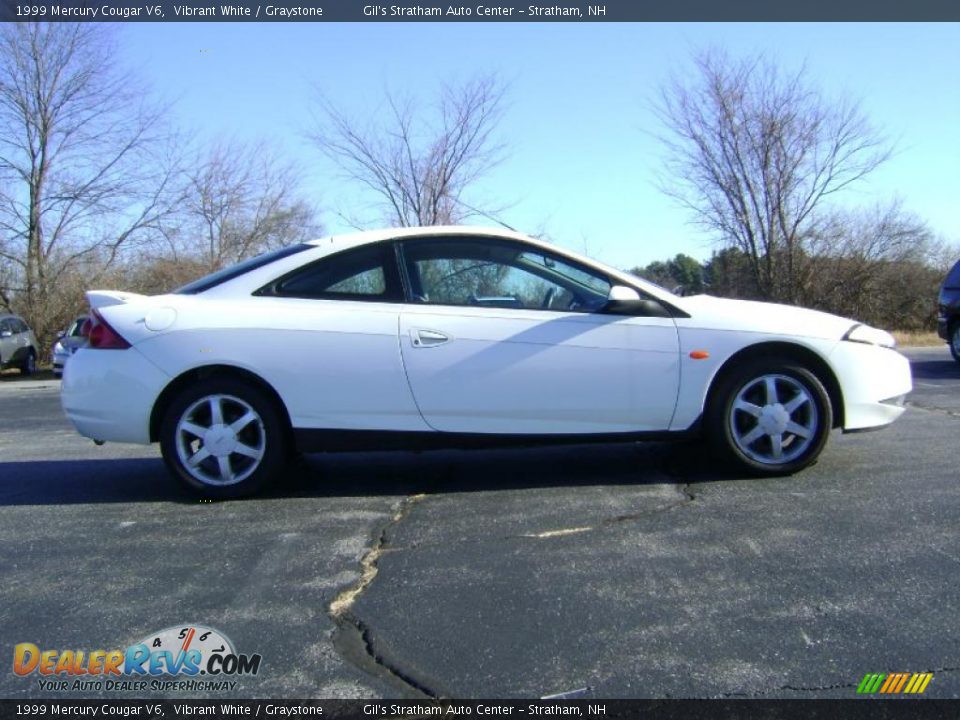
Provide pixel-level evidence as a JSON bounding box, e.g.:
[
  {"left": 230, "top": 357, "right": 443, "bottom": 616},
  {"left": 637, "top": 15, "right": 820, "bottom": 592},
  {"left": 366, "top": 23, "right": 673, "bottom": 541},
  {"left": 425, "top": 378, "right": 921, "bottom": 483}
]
[
  {"left": 0, "top": 367, "right": 57, "bottom": 381},
  {"left": 893, "top": 330, "right": 944, "bottom": 348}
]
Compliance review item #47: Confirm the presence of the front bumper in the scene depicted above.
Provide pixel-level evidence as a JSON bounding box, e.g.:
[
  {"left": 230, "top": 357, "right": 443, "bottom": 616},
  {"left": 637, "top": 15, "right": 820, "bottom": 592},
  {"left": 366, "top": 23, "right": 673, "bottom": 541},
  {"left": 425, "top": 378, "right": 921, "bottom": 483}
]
[{"left": 828, "top": 341, "right": 912, "bottom": 431}]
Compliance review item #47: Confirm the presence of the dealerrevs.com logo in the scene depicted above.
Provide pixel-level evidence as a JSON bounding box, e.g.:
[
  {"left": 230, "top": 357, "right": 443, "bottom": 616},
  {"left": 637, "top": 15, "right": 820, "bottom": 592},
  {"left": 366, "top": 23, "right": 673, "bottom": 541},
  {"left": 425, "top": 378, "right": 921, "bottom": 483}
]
[{"left": 13, "top": 625, "right": 262, "bottom": 693}]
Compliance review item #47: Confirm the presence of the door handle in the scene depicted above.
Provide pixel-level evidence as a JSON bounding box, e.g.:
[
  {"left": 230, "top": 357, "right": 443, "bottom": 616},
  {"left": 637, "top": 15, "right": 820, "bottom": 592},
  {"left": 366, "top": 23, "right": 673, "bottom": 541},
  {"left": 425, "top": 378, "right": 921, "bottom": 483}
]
[{"left": 410, "top": 329, "right": 451, "bottom": 348}]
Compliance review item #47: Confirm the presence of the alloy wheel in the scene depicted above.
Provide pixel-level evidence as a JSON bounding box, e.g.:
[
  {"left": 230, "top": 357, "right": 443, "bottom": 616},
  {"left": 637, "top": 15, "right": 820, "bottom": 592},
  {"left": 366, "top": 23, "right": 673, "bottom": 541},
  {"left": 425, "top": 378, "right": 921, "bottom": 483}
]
[
  {"left": 174, "top": 394, "right": 266, "bottom": 486},
  {"left": 728, "top": 373, "right": 819, "bottom": 466}
]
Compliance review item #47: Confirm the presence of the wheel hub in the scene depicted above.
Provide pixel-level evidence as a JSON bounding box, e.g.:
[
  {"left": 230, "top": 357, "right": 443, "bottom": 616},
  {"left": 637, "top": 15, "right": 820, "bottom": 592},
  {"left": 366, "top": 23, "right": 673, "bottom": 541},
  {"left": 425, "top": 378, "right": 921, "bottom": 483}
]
[
  {"left": 204, "top": 424, "right": 238, "bottom": 457},
  {"left": 759, "top": 404, "right": 790, "bottom": 435}
]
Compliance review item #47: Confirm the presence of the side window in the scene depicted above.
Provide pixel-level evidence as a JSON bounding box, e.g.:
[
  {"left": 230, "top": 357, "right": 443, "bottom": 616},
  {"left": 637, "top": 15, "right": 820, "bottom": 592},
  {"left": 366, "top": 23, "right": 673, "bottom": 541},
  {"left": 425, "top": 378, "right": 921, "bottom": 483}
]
[
  {"left": 401, "top": 238, "right": 611, "bottom": 312},
  {"left": 264, "top": 244, "right": 399, "bottom": 301}
]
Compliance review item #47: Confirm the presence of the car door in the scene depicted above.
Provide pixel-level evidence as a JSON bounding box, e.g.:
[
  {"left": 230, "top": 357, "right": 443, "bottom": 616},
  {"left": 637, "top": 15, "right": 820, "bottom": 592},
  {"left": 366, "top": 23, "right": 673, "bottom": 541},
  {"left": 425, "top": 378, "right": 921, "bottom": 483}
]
[
  {"left": 246, "top": 242, "right": 426, "bottom": 432},
  {"left": 397, "top": 236, "right": 681, "bottom": 435}
]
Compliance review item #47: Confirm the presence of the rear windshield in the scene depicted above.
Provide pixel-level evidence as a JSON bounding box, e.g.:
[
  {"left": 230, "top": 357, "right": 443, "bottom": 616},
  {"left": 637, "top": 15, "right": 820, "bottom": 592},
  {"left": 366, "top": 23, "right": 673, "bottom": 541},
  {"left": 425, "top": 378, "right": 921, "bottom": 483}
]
[{"left": 175, "top": 245, "right": 311, "bottom": 295}]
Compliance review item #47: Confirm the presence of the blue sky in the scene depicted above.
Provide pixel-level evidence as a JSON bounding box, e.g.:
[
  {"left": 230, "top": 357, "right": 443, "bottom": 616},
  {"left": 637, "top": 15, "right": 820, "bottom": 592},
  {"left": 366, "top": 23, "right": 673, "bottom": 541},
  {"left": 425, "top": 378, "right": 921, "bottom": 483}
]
[{"left": 121, "top": 22, "right": 959, "bottom": 269}]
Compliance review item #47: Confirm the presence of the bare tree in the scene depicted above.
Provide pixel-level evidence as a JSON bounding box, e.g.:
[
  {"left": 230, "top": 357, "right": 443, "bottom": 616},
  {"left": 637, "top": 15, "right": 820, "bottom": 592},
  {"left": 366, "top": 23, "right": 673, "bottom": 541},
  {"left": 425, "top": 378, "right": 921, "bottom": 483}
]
[
  {"left": 309, "top": 74, "right": 508, "bottom": 228},
  {"left": 0, "top": 22, "right": 178, "bottom": 347},
  {"left": 160, "top": 139, "right": 319, "bottom": 271},
  {"left": 655, "top": 50, "right": 891, "bottom": 303},
  {"left": 803, "top": 202, "right": 943, "bottom": 329}
]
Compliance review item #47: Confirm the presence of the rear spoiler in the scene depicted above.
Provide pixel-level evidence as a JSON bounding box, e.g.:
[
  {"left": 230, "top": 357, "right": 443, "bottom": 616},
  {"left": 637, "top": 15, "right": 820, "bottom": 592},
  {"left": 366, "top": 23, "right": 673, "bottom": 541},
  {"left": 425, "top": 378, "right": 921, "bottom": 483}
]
[{"left": 85, "top": 290, "right": 147, "bottom": 310}]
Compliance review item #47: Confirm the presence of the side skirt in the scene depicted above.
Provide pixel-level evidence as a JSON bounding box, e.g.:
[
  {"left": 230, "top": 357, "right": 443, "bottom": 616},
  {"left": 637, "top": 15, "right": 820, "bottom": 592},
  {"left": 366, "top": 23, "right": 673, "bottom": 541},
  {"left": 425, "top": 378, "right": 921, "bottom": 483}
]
[{"left": 293, "top": 423, "right": 702, "bottom": 454}]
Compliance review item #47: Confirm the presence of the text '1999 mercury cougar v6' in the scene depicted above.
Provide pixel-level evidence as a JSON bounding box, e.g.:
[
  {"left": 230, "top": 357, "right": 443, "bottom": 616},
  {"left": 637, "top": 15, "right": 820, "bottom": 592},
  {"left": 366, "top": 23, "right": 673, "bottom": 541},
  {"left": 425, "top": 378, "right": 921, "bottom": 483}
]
[{"left": 61, "top": 227, "right": 912, "bottom": 498}]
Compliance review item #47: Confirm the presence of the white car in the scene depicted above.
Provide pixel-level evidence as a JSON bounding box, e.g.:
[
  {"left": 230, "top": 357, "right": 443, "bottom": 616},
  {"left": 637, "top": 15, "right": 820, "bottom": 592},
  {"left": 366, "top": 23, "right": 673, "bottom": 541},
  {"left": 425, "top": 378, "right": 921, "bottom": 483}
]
[{"left": 61, "top": 226, "right": 912, "bottom": 497}]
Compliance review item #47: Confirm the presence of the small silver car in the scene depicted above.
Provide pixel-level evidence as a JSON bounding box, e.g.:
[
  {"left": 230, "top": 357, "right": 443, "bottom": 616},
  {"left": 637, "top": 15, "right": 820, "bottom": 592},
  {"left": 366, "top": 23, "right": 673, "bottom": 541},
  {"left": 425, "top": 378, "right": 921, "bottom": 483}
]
[
  {"left": 52, "top": 315, "right": 89, "bottom": 377},
  {"left": 0, "top": 313, "right": 39, "bottom": 375}
]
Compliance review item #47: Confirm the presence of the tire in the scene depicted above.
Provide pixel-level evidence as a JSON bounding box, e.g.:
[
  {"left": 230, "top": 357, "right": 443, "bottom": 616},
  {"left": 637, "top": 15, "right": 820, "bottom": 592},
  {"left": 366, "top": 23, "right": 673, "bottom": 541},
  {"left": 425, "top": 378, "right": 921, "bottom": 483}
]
[
  {"left": 707, "top": 357, "right": 832, "bottom": 476},
  {"left": 950, "top": 322, "right": 960, "bottom": 364},
  {"left": 20, "top": 350, "right": 35, "bottom": 376},
  {"left": 159, "top": 377, "right": 289, "bottom": 498}
]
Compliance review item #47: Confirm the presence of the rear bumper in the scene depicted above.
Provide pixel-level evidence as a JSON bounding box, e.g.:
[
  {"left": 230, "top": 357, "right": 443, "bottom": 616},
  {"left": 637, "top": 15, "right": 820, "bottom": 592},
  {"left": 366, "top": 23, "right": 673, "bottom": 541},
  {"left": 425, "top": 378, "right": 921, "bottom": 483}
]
[
  {"left": 828, "top": 342, "right": 912, "bottom": 431},
  {"left": 61, "top": 348, "right": 169, "bottom": 444}
]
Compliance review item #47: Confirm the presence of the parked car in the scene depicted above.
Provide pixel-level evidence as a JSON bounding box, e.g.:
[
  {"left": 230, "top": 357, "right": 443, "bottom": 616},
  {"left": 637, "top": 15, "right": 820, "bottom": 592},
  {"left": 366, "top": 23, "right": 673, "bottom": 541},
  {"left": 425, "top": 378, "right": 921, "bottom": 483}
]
[
  {"left": 51, "top": 315, "right": 90, "bottom": 377},
  {"left": 937, "top": 258, "right": 960, "bottom": 363},
  {"left": 0, "top": 313, "right": 39, "bottom": 376},
  {"left": 61, "top": 226, "right": 912, "bottom": 498}
]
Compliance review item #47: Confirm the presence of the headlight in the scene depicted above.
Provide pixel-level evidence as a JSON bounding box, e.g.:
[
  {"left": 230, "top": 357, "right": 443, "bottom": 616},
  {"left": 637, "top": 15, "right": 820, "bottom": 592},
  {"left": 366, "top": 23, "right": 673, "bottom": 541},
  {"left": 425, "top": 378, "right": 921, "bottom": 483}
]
[
  {"left": 843, "top": 323, "right": 896, "bottom": 349},
  {"left": 52, "top": 341, "right": 65, "bottom": 356}
]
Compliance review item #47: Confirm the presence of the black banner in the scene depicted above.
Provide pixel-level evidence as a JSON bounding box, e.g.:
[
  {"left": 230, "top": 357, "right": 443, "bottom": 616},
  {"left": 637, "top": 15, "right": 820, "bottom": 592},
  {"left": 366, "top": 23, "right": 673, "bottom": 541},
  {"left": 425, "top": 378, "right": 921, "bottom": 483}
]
[
  {"left": 1, "top": 700, "right": 960, "bottom": 720},
  {"left": 1, "top": 0, "right": 958, "bottom": 22}
]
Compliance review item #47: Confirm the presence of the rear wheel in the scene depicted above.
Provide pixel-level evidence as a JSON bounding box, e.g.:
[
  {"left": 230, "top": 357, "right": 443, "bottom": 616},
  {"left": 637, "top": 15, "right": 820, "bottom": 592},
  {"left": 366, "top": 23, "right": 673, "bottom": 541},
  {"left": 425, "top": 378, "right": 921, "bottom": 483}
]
[
  {"left": 159, "top": 378, "right": 288, "bottom": 498},
  {"left": 950, "top": 322, "right": 960, "bottom": 363},
  {"left": 707, "top": 358, "right": 832, "bottom": 476}
]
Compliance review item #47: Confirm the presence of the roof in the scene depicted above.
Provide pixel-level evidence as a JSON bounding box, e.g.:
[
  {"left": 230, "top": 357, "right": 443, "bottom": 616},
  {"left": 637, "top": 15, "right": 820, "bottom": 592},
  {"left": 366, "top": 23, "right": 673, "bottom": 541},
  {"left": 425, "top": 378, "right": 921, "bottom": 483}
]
[{"left": 304, "top": 225, "right": 541, "bottom": 251}]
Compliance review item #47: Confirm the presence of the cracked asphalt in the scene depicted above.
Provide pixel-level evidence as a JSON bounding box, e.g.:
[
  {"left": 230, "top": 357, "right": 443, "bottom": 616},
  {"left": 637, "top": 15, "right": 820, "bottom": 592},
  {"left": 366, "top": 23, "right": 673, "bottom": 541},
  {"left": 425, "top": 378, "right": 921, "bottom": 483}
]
[{"left": 0, "top": 346, "right": 957, "bottom": 700}]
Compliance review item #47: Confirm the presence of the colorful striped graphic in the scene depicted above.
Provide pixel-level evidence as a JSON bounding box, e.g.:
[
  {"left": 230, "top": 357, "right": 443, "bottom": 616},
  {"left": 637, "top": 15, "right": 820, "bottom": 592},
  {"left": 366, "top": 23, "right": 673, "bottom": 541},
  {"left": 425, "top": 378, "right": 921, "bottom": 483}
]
[{"left": 857, "top": 672, "right": 933, "bottom": 694}]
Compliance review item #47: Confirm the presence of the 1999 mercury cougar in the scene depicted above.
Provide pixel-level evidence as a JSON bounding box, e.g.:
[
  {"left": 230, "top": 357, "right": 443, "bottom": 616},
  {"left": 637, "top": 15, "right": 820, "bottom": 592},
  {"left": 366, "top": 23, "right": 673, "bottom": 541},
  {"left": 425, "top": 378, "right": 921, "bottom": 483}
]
[{"left": 62, "top": 227, "right": 912, "bottom": 497}]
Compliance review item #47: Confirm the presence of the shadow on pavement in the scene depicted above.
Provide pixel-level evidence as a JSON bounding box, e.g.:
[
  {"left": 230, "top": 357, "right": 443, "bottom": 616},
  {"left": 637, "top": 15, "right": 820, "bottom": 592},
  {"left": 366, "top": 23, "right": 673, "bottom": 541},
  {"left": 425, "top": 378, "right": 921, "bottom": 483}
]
[
  {"left": 0, "top": 440, "right": 734, "bottom": 506},
  {"left": 0, "top": 458, "right": 189, "bottom": 505},
  {"left": 910, "top": 355, "right": 959, "bottom": 380}
]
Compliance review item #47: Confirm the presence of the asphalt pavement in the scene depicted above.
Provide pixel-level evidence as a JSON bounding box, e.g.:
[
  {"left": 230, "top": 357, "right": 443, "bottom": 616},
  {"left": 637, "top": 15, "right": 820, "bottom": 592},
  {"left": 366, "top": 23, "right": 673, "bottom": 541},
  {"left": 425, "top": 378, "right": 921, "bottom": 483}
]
[{"left": 0, "top": 347, "right": 957, "bottom": 700}]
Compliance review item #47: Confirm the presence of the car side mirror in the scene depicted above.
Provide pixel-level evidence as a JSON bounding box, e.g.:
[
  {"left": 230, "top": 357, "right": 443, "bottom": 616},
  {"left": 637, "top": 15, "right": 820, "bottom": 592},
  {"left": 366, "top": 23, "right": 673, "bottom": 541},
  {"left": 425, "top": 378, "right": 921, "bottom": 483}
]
[
  {"left": 603, "top": 285, "right": 672, "bottom": 318},
  {"left": 608, "top": 285, "right": 641, "bottom": 303},
  {"left": 603, "top": 285, "right": 641, "bottom": 313}
]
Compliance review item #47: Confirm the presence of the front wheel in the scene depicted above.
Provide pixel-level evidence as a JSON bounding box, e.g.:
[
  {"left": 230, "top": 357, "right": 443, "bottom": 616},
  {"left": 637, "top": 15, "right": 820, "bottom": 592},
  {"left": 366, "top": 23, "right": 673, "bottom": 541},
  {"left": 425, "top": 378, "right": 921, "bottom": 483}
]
[
  {"left": 20, "top": 350, "right": 35, "bottom": 376},
  {"left": 707, "top": 358, "right": 832, "bottom": 476},
  {"left": 950, "top": 322, "right": 960, "bottom": 364},
  {"left": 159, "top": 378, "right": 288, "bottom": 498}
]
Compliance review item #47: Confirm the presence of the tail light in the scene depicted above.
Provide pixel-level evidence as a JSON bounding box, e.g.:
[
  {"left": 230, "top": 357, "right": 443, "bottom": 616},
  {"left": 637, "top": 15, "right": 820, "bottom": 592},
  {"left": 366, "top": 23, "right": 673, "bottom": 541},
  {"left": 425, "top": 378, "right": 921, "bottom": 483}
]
[{"left": 87, "top": 309, "right": 130, "bottom": 349}]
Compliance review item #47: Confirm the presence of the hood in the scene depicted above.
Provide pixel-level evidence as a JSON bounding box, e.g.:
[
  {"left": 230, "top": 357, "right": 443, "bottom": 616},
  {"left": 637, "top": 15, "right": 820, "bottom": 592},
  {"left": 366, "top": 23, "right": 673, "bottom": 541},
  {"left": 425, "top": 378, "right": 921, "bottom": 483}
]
[{"left": 676, "top": 294, "right": 859, "bottom": 341}]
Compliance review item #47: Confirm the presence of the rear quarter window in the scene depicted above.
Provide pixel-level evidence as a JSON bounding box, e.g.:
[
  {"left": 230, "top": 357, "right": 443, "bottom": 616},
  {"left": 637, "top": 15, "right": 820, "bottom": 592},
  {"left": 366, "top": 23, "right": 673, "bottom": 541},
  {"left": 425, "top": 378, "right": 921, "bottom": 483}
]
[{"left": 258, "top": 243, "right": 402, "bottom": 302}]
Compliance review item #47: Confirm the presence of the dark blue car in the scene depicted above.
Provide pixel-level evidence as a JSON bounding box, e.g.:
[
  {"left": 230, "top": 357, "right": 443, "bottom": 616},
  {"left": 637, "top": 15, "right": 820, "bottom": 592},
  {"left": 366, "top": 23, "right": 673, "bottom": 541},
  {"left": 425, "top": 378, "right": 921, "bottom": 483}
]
[{"left": 937, "top": 258, "right": 960, "bottom": 363}]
